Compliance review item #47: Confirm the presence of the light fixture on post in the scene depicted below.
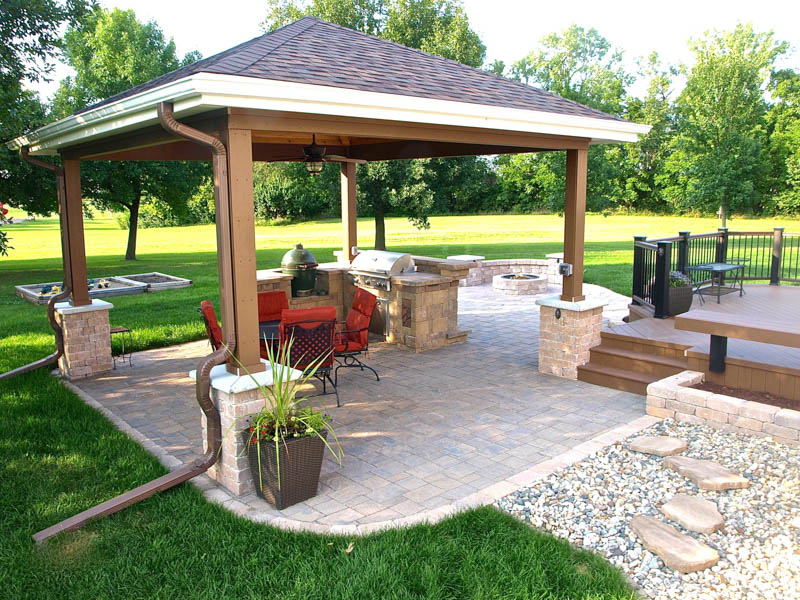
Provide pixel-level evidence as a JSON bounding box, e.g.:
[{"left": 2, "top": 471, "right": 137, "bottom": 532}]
[{"left": 303, "top": 134, "right": 326, "bottom": 175}]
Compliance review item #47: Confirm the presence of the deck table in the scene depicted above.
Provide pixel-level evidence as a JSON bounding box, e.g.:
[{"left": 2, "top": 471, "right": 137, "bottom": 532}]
[{"left": 685, "top": 262, "right": 745, "bottom": 304}]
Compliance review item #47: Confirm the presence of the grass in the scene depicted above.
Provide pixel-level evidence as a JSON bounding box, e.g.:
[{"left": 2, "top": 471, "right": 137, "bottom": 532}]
[
  {"left": 2, "top": 212, "right": 798, "bottom": 598},
  {"left": 0, "top": 370, "right": 635, "bottom": 599}
]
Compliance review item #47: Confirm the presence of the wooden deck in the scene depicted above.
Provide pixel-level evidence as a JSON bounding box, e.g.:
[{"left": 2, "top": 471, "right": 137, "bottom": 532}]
[{"left": 579, "top": 285, "right": 800, "bottom": 398}]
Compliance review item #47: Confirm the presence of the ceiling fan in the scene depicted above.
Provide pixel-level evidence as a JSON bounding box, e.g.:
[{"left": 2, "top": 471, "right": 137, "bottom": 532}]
[{"left": 273, "top": 134, "right": 366, "bottom": 174}]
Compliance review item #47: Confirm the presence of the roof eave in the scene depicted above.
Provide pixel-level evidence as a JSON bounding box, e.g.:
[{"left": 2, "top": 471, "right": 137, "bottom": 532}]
[{"left": 8, "top": 73, "right": 651, "bottom": 155}]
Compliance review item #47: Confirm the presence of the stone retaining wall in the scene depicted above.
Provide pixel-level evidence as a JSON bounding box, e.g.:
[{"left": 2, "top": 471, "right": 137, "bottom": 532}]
[{"left": 646, "top": 370, "right": 800, "bottom": 447}]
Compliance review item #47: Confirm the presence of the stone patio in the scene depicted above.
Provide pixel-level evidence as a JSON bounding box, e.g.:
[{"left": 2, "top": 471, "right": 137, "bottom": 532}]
[{"left": 70, "top": 283, "right": 650, "bottom": 533}]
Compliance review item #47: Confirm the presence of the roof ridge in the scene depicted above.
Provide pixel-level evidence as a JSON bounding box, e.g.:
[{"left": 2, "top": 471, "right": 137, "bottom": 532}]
[{"left": 307, "top": 18, "right": 621, "bottom": 122}]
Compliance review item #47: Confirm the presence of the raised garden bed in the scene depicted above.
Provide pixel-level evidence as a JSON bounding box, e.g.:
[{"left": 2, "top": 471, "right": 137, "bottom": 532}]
[
  {"left": 692, "top": 381, "right": 798, "bottom": 412},
  {"left": 122, "top": 272, "right": 192, "bottom": 292},
  {"left": 15, "top": 271, "right": 192, "bottom": 305},
  {"left": 15, "top": 277, "right": 147, "bottom": 305}
]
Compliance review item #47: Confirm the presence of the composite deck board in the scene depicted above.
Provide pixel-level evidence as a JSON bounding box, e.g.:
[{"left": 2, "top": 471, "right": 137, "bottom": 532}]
[{"left": 605, "top": 285, "right": 800, "bottom": 373}]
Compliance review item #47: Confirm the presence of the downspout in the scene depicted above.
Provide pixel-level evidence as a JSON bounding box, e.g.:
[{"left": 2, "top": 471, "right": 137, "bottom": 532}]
[
  {"left": 33, "top": 103, "right": 236, "bottom": 543},
  {"left": 0, "top": 148, "right": 71, "bottom": 381}
]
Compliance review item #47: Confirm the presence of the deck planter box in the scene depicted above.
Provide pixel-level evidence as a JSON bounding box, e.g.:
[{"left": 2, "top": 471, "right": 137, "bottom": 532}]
[
  {"left": 668, "top": 285, "right": 693, "bottom": 316},
  {"left": 244, "top": 430, "right": 327, "bottom": 509}
]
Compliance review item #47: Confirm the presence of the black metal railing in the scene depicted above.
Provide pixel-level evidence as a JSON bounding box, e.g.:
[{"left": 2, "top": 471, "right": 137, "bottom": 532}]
[{"left": 632, "top": 227, "right": 799, "bottom": 318}]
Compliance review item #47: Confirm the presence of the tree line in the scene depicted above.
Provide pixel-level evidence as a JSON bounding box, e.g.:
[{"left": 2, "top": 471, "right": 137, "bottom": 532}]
[{"left": 1, "top": 0, "right": 799, "bottom": 258}]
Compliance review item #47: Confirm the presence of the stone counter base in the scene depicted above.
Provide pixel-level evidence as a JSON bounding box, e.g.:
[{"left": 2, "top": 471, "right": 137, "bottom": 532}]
[{"left": 646, "top": 371, "right": 800, "bottom": 447}]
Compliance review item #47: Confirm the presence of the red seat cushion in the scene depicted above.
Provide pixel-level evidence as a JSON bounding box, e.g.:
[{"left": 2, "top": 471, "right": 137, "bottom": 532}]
[
  {"left": 257, "top": 290, "right": 289, "bottom": 322},
  {"left": 334, "top": 288, "right": 377, "bottom": 352},
  {"left": 200, "top": 300, "right": 223, "bottom": 350}
]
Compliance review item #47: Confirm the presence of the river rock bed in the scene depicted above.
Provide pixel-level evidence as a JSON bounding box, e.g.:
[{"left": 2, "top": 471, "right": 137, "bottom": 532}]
[{"left": 496, "top": 419, "right": 800, "bottom": 599}]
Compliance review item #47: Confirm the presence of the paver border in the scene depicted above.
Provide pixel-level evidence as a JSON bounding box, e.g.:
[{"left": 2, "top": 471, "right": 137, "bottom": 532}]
[{"left": 63, "top": 372, "right": 656, "bottom": 536}]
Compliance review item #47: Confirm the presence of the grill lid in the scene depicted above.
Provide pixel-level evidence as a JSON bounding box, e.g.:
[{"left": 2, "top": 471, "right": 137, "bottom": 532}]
[{"left": 350, "top": 250, "right": 414, "bottom": 278}]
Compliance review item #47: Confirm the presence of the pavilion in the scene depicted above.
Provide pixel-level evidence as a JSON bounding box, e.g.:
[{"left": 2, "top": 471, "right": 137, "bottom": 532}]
[{"left": 8, "top": 16, "right": 649, "bottom": 378}]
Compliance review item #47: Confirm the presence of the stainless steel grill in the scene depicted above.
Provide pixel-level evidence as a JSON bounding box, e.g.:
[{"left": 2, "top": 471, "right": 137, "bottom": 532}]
[{"left": 349, "top": 250, "right": 414, "bottom": 292}]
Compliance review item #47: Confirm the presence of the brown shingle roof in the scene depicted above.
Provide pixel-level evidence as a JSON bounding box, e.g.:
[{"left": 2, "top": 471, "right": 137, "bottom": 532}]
[{"left": 79, "top": 16, "right": 621, "bottom": 122}]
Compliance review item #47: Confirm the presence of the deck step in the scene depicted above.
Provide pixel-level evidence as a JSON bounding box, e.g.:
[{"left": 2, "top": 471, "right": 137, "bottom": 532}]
[
  {"left": 577, "top": 363, "right": 657, "bottom": 395},
  {"left": 589, "top": 345, "right": 687, "bottom": 379}
]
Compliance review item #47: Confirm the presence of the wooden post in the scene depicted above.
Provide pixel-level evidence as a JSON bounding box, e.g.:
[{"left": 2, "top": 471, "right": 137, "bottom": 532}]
[
  {"left": 223, "top": 128, "right": 263, "bottom": 373},
  {"left": 653, "top": 241, "right": 672, "bottom": 319},
  {"left": 561, "top": 148, "right": 588, "bottom": 302},
  {"left": 61, "top": 159, "right": 91, "bottom": 306},
  {"left": 632, "top": 235, "right": 647, "bottom": 304},
  {"left": 770, "top": 227, "right": 784, "bottom": 285},
  {"left": 341, "top": 162, "right": 357, "bottom": 262},
  {"left": 715, "top": 227, "right": 729, "bottom": 263},
  {"left": 678, "top": 231, "right": 690, "bottom": 274}
]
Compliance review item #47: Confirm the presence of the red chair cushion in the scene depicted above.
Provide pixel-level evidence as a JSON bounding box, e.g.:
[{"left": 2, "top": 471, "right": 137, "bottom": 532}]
[
  {"left": 200, "top": 300, "right": 223, "bottom": 350},
  {"left": 257, "top": 290, "right": 289, "bottom": 322},
  {"left": 335, "top": 288, "right": 377, "bottom": 351}
]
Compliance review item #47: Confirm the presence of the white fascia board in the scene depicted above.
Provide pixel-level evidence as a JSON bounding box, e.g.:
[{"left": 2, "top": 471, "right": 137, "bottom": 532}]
[{"left": 9, "top": 72, "right": 651, "bottom": 155}]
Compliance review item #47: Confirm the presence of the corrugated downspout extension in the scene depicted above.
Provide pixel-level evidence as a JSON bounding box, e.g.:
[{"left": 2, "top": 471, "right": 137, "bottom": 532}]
[
  {"left": 0, "top": 148, "right": 71, "bottom": 381},
  {"left": 33, "top": 104, "right": 236, "bottom": 543}
]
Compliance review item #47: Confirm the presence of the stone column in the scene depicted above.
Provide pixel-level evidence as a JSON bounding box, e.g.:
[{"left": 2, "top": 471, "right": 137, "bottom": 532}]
[
  {"left": 55, "top": 299, "right": 113, "bottom": 379},
  {"left": 535, "top": 296, "right": 605, "bottom": 379},
  {"left": 192, "top": 364, "right": 302, "bottom": 496}
]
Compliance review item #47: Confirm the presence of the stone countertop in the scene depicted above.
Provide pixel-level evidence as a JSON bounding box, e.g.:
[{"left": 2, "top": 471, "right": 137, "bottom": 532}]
[{"left": 391, "top": 271, "right": 452, "bottom": 287}]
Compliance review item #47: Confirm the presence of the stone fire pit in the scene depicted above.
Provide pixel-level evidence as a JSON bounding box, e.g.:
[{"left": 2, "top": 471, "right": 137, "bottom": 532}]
[{"left": 492, "top": 273, "right": 547, "bottom": 295}]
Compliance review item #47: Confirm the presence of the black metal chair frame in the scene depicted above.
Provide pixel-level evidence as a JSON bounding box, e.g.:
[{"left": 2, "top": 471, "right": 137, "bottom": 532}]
[
  {"left": 334, "top": 323, "right": 380, "bottom": 386},
  {"left": 283, "top": 319, "right": 339, "bottom": 407}
]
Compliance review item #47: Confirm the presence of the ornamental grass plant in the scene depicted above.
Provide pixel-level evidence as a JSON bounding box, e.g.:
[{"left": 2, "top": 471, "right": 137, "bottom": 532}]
[{"left": 227, "top": 335, "right": 342, "bottom": 494}]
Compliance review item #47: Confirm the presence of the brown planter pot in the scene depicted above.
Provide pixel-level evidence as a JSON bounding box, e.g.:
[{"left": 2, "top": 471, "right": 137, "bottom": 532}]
[
  {"left": 243, "top": 430, "right": 327, "bottom": 509},
  {"left": 668, "top": 285, "right": 693, "bottom": 316}
]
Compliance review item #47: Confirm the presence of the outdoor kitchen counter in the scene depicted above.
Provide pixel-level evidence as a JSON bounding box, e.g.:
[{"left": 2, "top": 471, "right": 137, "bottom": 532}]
[{"left": 383, "top": 267, "right": 470, "bottom": 352}]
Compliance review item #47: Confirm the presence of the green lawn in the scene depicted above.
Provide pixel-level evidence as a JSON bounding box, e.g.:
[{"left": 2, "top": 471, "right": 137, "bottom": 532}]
[{"left": 1, "top": 212, "right": 797, "bottom": 598}]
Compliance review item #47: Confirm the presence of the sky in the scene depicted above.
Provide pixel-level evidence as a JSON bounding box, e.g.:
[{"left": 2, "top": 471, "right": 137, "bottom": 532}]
[{"left": 33, "top": 0, "right": 800, "bottom": 101}]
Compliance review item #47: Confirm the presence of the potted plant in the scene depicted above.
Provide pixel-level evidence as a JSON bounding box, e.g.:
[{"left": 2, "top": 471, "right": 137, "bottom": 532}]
[
  {"left": 668, "top": 271, "right": 693, "bottom": 316},
  {"left": 229, "top": 337, "right": 342, "bottom": 510}
]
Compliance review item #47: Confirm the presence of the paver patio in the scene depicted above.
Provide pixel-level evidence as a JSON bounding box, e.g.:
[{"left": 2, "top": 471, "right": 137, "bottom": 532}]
[{"left": 71, "top": 283, "right": 648, "bottom": 532}]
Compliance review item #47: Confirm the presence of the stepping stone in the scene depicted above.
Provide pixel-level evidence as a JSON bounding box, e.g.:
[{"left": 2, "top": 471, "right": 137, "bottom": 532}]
[
  {"left": 664, "top": 456, "right": 750, "bottom": 491},
  {"left": 631, "top": 515, "right": 719, "bottom": 573},
  {"left": 629, "top": 435, "right": 688, "bottom": 457},
  {"left": 661, "top": 494, "right": 725, "bottom": 534}
]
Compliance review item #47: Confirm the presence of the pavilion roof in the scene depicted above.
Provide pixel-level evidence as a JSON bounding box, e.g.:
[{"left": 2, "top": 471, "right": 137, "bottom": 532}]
[{"left": 80, "top": 17, "right": 620, "bottom": 123}]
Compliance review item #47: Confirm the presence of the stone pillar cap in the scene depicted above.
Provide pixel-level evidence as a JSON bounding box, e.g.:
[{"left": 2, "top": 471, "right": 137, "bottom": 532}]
[
  {"left": 189, "top": 360, "right": 302, "bottom": 394},
  {"left": 535, "top": 295, "right": 607, "bottom": 312},
  {"left": 54, "top": 299, "right": 114, "bottom": 314}
]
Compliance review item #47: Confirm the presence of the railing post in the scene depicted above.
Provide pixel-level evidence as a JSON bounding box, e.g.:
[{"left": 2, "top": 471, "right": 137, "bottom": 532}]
[
  {"left": 715, "top": 227, "right": 729, "bottom": 264},
  {"left": 678, "top": 231, "right": 690, "bottom": 274},
  {"left": 770, "top": 227, "right": 784, "bottom": 285},
  {"left": 632, "top": 235, "right": 647, "bottom": 305},
  {"left": 653, "top": 241, "right": 672, "bottom": 319}
]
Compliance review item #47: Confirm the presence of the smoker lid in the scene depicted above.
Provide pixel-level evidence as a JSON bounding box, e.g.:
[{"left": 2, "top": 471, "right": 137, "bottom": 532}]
[{"left": 281, "top": 243, "right": 318, "bottom": 269}]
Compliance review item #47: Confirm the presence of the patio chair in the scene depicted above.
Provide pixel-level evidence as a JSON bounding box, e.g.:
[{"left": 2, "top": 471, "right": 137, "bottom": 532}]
[
  {"left": 257, "top": 290, "right": 289, "bottom": 358},
  {"left": 334, "top": 288, "right": 379, "bottom": 386},
  {"left": 279, "top": 306, "right": 339, "bottom": 407},
  {"left": 199, "top": 300, "right": 224, "bottom": 351}
]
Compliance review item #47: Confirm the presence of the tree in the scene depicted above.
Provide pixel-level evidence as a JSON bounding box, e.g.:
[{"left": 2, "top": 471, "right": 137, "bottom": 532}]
[
  {"left": 500, "top": 25, "right": 633, "bottom": 212},
  {"left": 661, "top": 25, "right": 787, "bottom": 218},
  {"left": 262, "top": 0, "right": 485, "bottom": 249},
  {"left": 0, "top": 0, "right": 93, "bottom": 220},
  {"left": 766, "top": 69, "right": 800, "bottom": 214},
  {"left": 610, "top": 53, "right": 677, "bottom": 212},
  {"left": 52, "top": 7, "right": 207, "bottom": 260}
]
